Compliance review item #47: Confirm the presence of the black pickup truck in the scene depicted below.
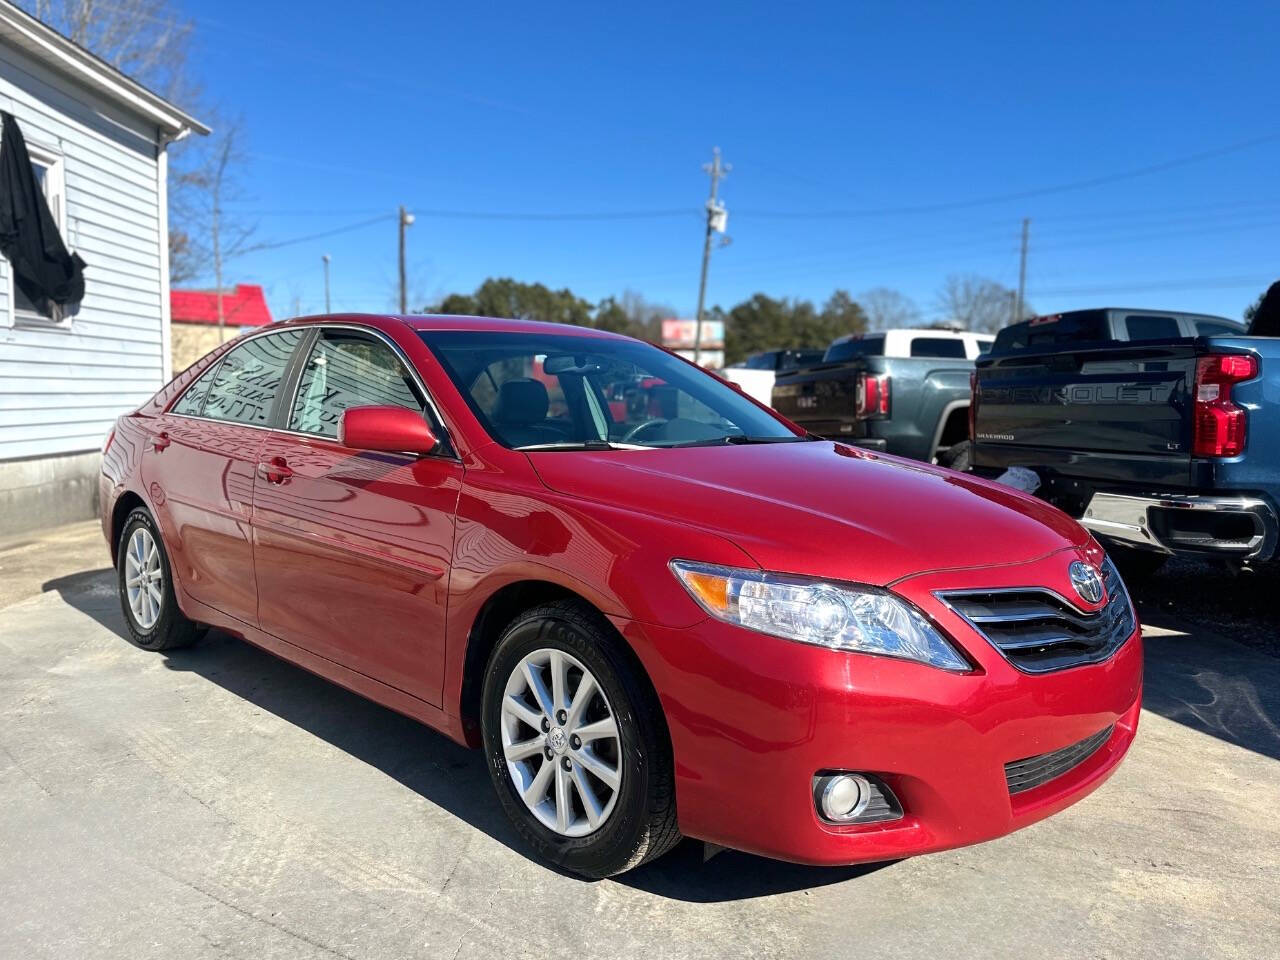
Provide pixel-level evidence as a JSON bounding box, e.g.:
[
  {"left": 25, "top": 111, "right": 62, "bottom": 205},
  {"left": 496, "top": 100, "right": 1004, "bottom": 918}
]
[{"left": 969, "top": 307, "right": 1277, "bottom": 574}]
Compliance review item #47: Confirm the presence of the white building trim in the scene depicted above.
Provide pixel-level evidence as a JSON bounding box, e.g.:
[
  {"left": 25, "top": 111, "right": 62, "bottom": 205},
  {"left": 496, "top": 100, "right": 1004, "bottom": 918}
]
[{"left": 0, "top": 2, "right": 209, "bottom": 138}]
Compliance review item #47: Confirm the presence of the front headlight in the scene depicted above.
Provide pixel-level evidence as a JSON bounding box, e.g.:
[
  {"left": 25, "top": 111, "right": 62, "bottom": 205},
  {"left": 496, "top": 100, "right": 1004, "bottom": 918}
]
[{"left": 670, "top": 560, "right": 970, "bottom": 672}]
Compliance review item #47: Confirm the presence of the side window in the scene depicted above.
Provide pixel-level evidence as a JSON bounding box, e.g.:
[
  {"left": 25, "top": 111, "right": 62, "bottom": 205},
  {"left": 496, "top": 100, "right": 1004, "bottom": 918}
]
[
  {"left": 202, "top": 331, "right": 304, "bottom": 426},
  {"left": 171, "top": 362, "right": 221, "bottom": 416},
  {"left": 909, "top": 337, "right": 967, "bottom": 358},
  {"left": 290, "top": 330, "right": 426, "bottom": 439},
  {"left": 1124, "top": 315, "right": 1180, "bottom": 341},
  {"left": 10, "top": 143, "right": 68, "bottom": 325}
]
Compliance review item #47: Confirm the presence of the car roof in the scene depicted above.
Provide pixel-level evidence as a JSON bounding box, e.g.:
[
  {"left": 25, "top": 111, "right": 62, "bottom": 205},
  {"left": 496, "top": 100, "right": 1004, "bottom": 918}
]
[{"left": 279, "top": 313, "right": 630, "bottom": 339}]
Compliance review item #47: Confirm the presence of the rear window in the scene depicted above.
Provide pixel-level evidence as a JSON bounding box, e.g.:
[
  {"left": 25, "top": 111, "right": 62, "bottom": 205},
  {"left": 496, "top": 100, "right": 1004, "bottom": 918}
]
[
  {"left": 992, "top": 310, "right": 1108, "bottom": 353},
  {"left": 779, "top": 349, "right": 823, "bottom": 370},
  {"left": 824, "top": 336, "right": 885, "bottom": 363},
  {"left": 1193, "top": 318, "right": 1245, "bottom": 336},
  {"left": 743, "top": 352, "right": 777, "bottom": 370},
  {"left": 1124, "top": 315, "right": 1180, "bottom": 341},
  {"left": 909, "top": 337, "right": 967, "bottom": 358}
]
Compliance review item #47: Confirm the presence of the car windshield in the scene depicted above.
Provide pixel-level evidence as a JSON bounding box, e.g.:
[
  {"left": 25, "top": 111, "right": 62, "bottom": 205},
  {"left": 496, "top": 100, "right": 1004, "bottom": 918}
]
[{"left": 420, "top": 330, "right": 804, "bottom": 450}]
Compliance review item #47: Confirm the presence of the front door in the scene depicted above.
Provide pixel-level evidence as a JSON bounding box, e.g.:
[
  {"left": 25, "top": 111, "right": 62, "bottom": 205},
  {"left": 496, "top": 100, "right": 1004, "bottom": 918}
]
[
  {"left": 144, "top": 330, "right": 305, "bottom": 624},
  {"left": 251, "top": 327, "right": 461, "bottom": 707}
]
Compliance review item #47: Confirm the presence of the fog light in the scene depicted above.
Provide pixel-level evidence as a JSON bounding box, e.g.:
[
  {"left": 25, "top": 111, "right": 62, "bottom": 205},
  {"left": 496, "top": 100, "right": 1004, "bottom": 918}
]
[{"left": 816, "top": 773, "right": 871, "bottom": 822}]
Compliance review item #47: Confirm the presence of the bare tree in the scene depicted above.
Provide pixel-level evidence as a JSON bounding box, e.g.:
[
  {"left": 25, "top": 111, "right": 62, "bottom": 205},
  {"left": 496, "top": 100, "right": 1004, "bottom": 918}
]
[
  {"left": 28, "top": 0, "right": 194, "bottom": 101},
  {"left": 20, "top": 1, "right": 243, "bottom": 289},
  {"left": 859, "top": 287, "right": 922, "bottom": 330},
  {"left": 935, "top": 274, "right": 1028, "bottom": 333}
]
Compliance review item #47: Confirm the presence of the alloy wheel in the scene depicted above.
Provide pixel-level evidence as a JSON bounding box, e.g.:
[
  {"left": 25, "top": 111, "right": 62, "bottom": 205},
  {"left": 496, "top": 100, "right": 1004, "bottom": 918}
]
[
  {"left": 500, "top": 647, "right": 622, "bottom": 837},
  {"left": 124, "top": 527, "right": 163, "bottom": 630}
]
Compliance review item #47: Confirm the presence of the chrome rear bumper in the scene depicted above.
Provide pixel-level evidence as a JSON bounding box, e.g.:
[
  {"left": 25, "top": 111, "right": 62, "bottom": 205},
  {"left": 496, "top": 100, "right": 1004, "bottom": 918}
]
[{"left": 1081, "top": 491, "right": 1278, "bottom": 560}]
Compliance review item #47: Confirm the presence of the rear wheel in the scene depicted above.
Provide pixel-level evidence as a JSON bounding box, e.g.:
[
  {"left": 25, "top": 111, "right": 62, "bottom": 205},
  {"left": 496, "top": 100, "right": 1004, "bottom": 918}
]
[
  {"left": 116, "top": 508, "right": 200, "bottom": 651},
  {"left": 481, "top": 600, "right": 679, "bottom": 877}
]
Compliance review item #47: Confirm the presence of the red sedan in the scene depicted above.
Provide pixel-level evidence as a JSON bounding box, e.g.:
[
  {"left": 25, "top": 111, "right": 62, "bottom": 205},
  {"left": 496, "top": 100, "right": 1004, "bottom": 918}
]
[{"left": 99, "top": 314, "right": 1142, "bottom": 877}]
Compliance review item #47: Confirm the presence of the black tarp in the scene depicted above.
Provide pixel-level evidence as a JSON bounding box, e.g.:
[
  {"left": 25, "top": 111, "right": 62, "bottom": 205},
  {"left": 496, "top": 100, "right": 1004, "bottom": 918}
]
[{"left": 0, "top": 111, "right": 85, "bottom": 316}]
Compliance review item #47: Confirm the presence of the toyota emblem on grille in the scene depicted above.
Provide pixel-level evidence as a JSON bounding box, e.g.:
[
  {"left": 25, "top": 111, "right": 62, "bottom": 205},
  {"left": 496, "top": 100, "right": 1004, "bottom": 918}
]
[{"left": 1069, "top": 561, "right": 1105, "bottom": 605}]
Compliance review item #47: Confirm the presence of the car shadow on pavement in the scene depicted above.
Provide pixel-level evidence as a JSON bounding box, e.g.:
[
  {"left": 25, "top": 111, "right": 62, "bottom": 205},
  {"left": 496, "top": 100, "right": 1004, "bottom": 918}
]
[
  {"left": 43, "top": 567, "right": 888, "bottom": 901},
  {"left": 1132, "top": 598, "right": 1280, "bottom": 763}
]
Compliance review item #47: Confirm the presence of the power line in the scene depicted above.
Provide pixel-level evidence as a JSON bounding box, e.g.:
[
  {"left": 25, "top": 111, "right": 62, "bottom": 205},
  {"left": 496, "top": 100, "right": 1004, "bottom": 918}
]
[
  {"left": 412, "top": 208, "right": 697, "bottom": 222},
  {"left": 1029, "top": 275, "right": 1272, "bottom": 297},
  {"left": 731, "top": 132, "right": 1280, "bottom": 220},
  {"left": 235, "top": 214, "right": 395, "bottom": 256}
]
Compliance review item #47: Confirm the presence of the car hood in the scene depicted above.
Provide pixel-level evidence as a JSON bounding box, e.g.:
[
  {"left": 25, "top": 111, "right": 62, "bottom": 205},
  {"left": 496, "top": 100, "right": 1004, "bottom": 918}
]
[{"left": 527, "top": 441, "right": 1089, "bottom": 587}]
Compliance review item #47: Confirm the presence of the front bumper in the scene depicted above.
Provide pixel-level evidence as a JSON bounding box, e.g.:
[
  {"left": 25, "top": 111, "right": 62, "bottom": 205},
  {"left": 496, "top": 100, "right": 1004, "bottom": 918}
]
[{"left": 616, "top": 547, "right": 1143, "bottom": 866}]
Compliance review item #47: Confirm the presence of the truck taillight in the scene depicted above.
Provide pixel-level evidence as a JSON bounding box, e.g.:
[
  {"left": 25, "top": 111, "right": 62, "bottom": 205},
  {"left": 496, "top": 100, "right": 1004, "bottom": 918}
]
[
  {"left": 856, "top": 373, "right": 890, "bottom": 419},
  {"left": 1193, "top": 353, "right": 1256, "bottom": 457},
  {"left": 968, "top": 370, "right": 978, "bottom": 443}
]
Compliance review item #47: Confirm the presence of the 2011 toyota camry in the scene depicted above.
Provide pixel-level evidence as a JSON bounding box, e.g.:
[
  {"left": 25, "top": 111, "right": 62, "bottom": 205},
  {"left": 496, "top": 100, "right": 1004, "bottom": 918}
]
[{"left": 99, "top": 313, "right": 1142, "bottom": 878}]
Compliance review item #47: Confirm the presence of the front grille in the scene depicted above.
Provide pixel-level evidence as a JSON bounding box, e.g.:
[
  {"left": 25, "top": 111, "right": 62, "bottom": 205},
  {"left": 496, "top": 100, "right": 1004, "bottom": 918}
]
[
  {"left": 938, "top": 558, "right": 1135, "bottom": 673},
  {"left": 1004, "top": 725, "right": 1114, "bottom": 795}
]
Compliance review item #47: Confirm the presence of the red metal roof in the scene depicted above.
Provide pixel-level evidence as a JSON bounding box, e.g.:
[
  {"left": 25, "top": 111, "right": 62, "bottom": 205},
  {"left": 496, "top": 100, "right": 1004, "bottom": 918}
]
[{"left": 171, "top": 285, "right": 273, "bottom": 327}]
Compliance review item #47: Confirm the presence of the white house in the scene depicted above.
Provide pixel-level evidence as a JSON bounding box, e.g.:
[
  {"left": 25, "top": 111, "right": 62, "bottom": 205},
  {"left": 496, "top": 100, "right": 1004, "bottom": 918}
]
[{"left": 0, "top": 3, "right": 206, "bottom": 537}]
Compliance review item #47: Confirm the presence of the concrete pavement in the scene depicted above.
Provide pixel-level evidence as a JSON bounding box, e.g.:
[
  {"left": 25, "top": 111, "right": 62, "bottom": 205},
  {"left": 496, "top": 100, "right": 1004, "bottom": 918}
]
[{"left": 0, "top": 523, "right": 1277, "bottom": 959}]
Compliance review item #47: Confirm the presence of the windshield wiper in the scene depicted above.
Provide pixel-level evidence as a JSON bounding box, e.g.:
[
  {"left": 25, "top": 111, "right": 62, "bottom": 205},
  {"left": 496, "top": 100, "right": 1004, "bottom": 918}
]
[
  {"left": 722, "top": 434, "right": 809, "bottom": 445},
  {"left": 665, "top": 435, "right": 809, "bottom": 448},
  {"left": 515, "top": 440, "right": 650, "bottom": 451}
]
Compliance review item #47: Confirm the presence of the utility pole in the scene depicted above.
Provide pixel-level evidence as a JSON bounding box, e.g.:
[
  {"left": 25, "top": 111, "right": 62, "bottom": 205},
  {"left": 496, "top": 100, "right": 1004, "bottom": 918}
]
[
  {"left": 1014, "top": 217, "right": 1030, "bottom": 324},
  {"left": 211, "top": 133, "right": 233, "bottom": 341},
  {"left": 398, "top": 206, "right": 414, "bottom": 313},
  {"left": 322, "top": 254, "right": 331, "bottom": 313},
  {"left": 693, "top": 147, "right": 729, "bottom": 365}
]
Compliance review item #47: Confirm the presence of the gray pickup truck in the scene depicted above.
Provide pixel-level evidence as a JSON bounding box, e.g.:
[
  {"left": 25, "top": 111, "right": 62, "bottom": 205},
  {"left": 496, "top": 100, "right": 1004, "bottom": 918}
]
[{"left": 771, "top": 328, "right": 993, "bottom": 463}]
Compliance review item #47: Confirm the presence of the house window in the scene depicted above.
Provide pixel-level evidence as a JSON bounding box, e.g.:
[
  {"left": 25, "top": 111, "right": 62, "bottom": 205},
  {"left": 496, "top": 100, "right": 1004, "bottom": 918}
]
[{"left": 9, "top": 143, "right": 69, "bottom": 326}]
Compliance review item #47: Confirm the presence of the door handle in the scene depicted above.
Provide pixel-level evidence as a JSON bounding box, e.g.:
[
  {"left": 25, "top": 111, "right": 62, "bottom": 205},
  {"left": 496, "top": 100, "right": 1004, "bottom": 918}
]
[
  {"left": 256, "top": 457, "right": 293, "bottom": 484},
  {"left": 151, "top": 432, "right": 171, "bottom": 452}
]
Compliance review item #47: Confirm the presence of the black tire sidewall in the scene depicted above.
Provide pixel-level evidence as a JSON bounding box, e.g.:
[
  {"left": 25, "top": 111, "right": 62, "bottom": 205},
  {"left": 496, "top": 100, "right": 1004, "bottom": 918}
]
[
  {"left": 481, "top": 609, "right": 659, "bottom": 877},
  {"left": 116, "top": 508, "right": 188, "bottom": 650},
  {"left": 943, "top": 439, "right": 971, "bottom": 472}
]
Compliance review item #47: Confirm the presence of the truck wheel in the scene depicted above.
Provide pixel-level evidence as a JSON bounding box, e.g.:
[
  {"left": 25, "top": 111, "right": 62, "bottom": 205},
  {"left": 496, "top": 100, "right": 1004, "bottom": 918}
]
[{"left": 939, "top": 440, "right": 971, "bottom": 472}]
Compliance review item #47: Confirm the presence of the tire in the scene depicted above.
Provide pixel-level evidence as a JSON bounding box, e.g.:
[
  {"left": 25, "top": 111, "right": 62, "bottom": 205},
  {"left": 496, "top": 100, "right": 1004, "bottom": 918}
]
[
  {"left": 939, "top": 439, "right": 971, "bottom": 472},
  {"left": 480, "top": 600, "right": 680, "bottom": 878},
  {"left": 1107, "top": 544, "right": 1168, "bottom": 582},
  {"left": 116, "top": 507, "right": 201, "bottom": 651}
]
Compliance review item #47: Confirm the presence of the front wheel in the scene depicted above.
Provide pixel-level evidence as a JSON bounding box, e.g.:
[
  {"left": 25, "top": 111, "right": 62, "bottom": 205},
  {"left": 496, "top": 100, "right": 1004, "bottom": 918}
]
[
  {"left": 116, "top": 508, "right": 200, "bottom": 651},
  {"left": 480, "top": 601, "right": 679, "bottom": 877}
]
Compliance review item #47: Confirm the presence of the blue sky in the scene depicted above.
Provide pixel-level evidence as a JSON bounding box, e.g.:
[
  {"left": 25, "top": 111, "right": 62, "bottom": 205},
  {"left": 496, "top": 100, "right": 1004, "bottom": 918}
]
[{"left": 182, "top": 0, "right": 1279, "bottom": 324}]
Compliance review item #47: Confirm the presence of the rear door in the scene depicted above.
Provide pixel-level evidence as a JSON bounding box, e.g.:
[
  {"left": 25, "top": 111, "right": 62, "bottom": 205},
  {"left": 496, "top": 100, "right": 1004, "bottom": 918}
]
[
  {"left": 144, "top": 329, "right": 307, "bottom": 624},
  {"left": 251, "top": 326, "right": 462, "bottom": 706}
]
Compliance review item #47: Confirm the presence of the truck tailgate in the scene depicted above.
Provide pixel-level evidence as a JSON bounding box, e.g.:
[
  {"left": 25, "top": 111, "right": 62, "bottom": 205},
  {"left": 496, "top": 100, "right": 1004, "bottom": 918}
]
[
  {"left": 973, "top": 341, "right": 1200, "bottom": 488},
  {"left": 771, "top": 361, "right": 865, "bottom": 435}
]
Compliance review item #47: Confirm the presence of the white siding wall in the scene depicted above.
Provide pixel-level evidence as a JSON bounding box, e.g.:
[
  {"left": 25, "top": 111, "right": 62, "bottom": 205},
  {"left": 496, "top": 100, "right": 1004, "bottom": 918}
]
[{"left": 0, "top": 42, "right": 164, "bottom": 461}]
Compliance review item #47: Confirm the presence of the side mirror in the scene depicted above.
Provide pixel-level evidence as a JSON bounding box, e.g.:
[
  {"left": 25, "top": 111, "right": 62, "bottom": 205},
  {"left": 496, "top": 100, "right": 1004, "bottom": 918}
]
[{"left": 339, "top": 405, "right": 439, "bottom": 455}]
